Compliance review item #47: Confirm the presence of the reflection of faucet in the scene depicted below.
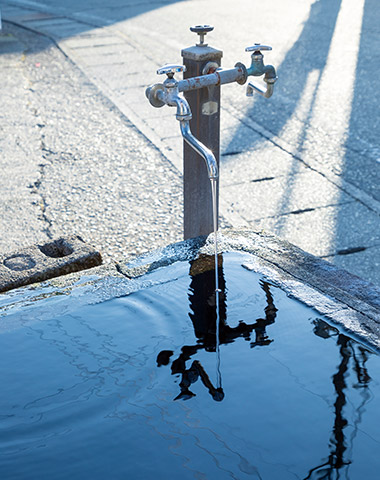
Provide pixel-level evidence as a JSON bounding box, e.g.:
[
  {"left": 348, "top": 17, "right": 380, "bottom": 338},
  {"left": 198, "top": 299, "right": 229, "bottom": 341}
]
[
  {"left": 145, "top": 64, "right": 218, "bottom": 180},
  {"left": 156, "top": 256, "right": 278, "bottom": 402},
  {"left": 245, "top": 44, "right": 278, "bottom": 98}
]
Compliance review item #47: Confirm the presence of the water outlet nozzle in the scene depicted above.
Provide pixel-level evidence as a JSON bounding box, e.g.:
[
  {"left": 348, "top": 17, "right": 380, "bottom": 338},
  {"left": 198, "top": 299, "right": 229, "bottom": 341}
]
[
  {"left": 245, "top": 44, "right": 278, "bottom": 98},
  {"left": 146, "top": 64, "right": 192, "bottom": 120},
  {"left": 145, "top": 62, "right": 218, "bottom": 180}
]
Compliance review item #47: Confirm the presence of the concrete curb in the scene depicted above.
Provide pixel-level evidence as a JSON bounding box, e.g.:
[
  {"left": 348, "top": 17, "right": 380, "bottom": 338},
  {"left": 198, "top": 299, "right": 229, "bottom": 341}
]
[
  {"left": 0, "top": 229, "right": 379, "bottom": 349},
  {"left": 119, "top": 229, "right": 380, "bottom": 349},
  {"left": 0, "top": 236, "right": 102, "bottom": 292}
]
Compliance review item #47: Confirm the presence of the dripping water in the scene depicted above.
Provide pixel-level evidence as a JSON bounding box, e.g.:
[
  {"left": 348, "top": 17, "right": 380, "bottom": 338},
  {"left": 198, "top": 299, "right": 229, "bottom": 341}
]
[{"left": 210, "top": 178, "right": 222, "bottom": 390}]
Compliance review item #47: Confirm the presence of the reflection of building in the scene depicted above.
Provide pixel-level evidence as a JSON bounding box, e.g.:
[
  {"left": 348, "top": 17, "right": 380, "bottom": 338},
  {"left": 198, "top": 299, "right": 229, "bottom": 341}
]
[
  {"left": 304, "top": 320, "right": 372, "bottom": 479},
  {"left": 156, "top": 255, "right": 278, "bottom": 401}
]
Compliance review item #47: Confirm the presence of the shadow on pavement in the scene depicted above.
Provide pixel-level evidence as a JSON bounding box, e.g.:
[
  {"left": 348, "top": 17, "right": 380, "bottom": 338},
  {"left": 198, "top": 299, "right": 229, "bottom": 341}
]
[
  {"left": 223, "top": 0, "right": 380, "bottom": 277},
  {"left": 333, "top": 0, "right": 380, "bottom": 274},
  {"left": 223, "top": 0, "right": 343, "bottom": 157},
  {"left": 341, "top": 0, "right": 380, "bottom": 201},
  {"left": 1, "top": 0, "right": 185, "bottom": 44}
]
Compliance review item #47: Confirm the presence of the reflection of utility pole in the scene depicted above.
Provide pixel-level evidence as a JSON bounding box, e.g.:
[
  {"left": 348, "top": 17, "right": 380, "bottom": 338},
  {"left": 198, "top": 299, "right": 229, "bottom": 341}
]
[
  {"left": 330, "top": 335, "right": 350, "bottom": 471},
  {"left": 156, "top": 255, "right": 278, "bottom": 401},
  {"left": 345, "top": 342, "right": 371, "bottom": 478},
  {"left": 305, "top": 321, "right": 372, "bottom": 479}
]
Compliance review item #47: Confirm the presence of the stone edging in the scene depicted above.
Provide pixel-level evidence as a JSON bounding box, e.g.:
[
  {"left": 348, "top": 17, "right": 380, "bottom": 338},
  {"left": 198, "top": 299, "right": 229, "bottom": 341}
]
[
  {"left": 1, "top": 229, "right": 379, "bottom": 350},
  {"left": 0, "top": 236, "right": 102, "bottom": 293}
]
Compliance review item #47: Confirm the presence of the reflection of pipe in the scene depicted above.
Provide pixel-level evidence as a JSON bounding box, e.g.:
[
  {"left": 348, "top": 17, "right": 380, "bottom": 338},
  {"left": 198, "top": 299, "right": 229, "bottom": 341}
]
[
  {"left": 157, "top": 259, "right": 278, "bottom": 402},
  {"left": 179, "top": 120, "right": 218, "bottom": 180}
]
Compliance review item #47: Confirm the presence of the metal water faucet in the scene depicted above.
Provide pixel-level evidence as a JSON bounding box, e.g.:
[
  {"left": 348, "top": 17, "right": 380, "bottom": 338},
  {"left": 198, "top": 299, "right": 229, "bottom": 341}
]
[
  {"left": 245, "top": 44, "right": 277, "bottom": 98},
  {"left": 145, "top": 64, "right": 192, "bottom": 120},
  {"left": 145, "top": 26, "right": 278, "bottom": 239},
  {"left": 146, "top": 64, "right": 218, "bottom": 180}
]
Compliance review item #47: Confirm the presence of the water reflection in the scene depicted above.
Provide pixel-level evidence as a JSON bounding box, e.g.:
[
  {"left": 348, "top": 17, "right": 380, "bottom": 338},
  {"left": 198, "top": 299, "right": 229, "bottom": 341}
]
[
  {"left": 156, "top": 255, "right": 278, "bottom": 402},
  {"left": 2, "top": 252, "right": 380, "bottom": 479},
  {"left": 305, "top": 319, "right": 372, "bottom": 479}
]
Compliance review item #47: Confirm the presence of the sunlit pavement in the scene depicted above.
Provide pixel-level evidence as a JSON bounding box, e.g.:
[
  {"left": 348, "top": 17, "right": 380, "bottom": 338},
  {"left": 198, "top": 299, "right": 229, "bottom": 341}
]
[{"left": 1, "top": 0, "right": 379, "bottom": 284}]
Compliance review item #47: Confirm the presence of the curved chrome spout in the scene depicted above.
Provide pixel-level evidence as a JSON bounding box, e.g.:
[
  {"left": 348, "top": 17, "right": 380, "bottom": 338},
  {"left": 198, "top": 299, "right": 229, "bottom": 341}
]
[
  {"left": 179, "top": 120, "right": 218, "bottom": 180},
  {"left": 145, "top": 64, "right": 218, "bottom": 180},
  {"left": 172, "top": 94, "right": 192, "bottom": 120},
  {"left": 246, "top": 76, "right": 276, "bottom": 98},
  {"left": 149, "top": 80, "right": 192, "bottom": 120}
]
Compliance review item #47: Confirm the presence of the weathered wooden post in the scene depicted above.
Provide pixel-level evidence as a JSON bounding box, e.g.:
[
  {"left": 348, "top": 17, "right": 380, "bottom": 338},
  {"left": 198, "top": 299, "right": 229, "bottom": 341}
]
[{"left": 181, "top": 25, "right": 222, "bottom": 239}]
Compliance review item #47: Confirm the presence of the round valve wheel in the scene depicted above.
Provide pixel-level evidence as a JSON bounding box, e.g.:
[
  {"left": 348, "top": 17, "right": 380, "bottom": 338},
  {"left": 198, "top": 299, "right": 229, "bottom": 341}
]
[
  {"left": 189, "top": 25, "right": 214, "bottom": 46},
  {"left": 190, "top": 25, "right": 214, "bottom": 34}
]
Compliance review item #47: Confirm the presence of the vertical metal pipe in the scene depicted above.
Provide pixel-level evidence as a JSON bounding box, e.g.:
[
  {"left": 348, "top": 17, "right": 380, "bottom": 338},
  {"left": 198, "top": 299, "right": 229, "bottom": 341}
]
[{"left": 181, "top": 44, "right": 223, "bottom": 239}]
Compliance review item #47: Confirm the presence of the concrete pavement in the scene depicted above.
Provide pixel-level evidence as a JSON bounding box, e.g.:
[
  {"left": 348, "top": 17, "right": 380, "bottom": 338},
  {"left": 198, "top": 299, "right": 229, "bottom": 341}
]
[
  {"left": 0, "top": 21, "right": 183, "bottom": 262},
  {"left": 1, "top": 0, "right": 379, "bottom": 284}
]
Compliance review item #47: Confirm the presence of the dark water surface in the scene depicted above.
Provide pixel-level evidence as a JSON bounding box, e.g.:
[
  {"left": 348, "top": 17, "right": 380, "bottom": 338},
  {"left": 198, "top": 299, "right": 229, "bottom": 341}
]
[{"left": 1, "top": 252, "right": 379, "bottom": 479}]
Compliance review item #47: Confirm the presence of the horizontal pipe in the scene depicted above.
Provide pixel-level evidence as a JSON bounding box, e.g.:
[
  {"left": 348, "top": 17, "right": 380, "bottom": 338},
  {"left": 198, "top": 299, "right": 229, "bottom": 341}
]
[{"left": 178, "top": 67, "right": 245, "bottom": 93}]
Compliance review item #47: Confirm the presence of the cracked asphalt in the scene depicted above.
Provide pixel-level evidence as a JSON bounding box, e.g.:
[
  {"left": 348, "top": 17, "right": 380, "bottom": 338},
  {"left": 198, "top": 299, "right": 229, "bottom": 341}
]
[
  {"left": 0, "top": 24, "right": 183, "bottom": 262},
  {"left": 1, "top": 0, "right": 379, "bottom": 285}
]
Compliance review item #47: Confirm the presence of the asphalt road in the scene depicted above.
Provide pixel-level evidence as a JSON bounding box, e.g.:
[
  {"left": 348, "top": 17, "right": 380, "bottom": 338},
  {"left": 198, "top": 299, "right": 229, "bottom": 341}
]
[
  {"left": 0, "top": 23, "right": 183, "bottom": 262},
  {"left": 1, "top": 0, "right": 379, "bottom": 283}
]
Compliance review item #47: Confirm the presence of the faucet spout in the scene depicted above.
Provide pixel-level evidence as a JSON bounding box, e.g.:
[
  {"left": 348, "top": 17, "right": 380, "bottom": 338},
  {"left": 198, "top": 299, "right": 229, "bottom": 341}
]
[
  {"left": 245, "top": 45, "right": 277, "bottom": 99},
  {"left": 246, "top": 75, "right": 276, "bottom": 98},
  {"left": 179, "top": 120, "right": 218, "bottom": 180},
  {"left": 154, "top": 79, "right": 192, "bottom": 120},
  {"left": 146, "top": 63, "right": 218, "bottom": 180},
  {"left": 172, "top": 96, "right": 192, "bottom": 121}
]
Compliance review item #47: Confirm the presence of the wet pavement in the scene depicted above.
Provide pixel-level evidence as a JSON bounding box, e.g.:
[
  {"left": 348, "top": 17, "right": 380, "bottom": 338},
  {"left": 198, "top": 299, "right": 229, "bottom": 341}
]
[{"left": 1, "top": 0, "right": 379, "bottom": 284}]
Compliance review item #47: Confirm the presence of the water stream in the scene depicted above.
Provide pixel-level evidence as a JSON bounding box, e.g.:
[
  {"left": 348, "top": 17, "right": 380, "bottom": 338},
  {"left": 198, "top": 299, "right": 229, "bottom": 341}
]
[{"left": 210, "top": 177, "right": 222, "bottom": 391}]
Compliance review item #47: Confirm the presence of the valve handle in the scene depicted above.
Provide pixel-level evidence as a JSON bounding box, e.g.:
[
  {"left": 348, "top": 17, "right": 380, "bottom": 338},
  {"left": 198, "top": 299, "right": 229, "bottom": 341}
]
[
  {"left": 190, "top": 24, "right": 214, "bottom": 34},
  {"left": 245, "top": 44, "right": 272, "bottom": 53},
  {"left": 157, "top": 64, "right": 186, "bottom": 78},
  {"left": 190, "top": 24, "right": 214, "bottom": 46}
]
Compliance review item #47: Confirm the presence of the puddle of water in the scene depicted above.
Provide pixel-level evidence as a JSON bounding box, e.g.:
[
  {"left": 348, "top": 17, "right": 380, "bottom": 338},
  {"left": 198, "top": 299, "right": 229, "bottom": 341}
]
[{"left": 0, "top": 252, "right": 379, "bottom": 479}]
